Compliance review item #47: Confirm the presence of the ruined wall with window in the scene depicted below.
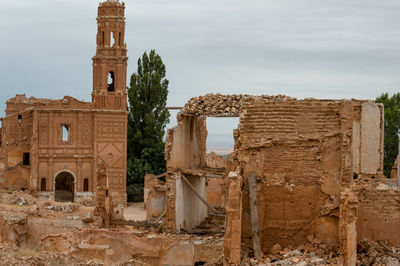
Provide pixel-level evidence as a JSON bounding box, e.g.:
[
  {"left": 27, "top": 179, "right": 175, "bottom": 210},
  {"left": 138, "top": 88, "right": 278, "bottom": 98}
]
[{"left": 163, "top": 94, "right": 398, "bottom": 264}]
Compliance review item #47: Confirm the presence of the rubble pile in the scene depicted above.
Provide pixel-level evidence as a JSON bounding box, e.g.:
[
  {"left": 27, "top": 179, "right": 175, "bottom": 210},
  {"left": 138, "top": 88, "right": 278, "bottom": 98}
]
[
  {"left": 241, "top": 241, "right": 400, "bottom": 266},
  {"left": 243, "top": 243, "right": 340, "bottom": 266},
  {"left": 358, "top": 240, "right": 400, "bottom": 266},
  {"left": 0, "top": 243, "right": 103, "bottom": 266}
]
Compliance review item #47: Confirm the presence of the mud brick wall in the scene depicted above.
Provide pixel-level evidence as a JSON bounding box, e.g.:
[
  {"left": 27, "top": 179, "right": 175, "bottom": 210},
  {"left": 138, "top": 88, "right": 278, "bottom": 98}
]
[
  {"left": 238, "top": 98, "right": 344, "bottom": 251},
  {"left": 357, "top": 187, "right": 400, "bottom": 246}
]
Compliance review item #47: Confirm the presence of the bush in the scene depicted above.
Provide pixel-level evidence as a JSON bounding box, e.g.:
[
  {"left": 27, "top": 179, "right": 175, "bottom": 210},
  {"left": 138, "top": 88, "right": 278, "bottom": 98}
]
[{"left": 127, "top": 184, "right": 144, "bottom": 202}]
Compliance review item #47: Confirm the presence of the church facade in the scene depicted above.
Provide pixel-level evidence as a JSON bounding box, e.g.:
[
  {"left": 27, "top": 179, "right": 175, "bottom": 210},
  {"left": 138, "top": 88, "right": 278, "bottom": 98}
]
[{"left": 0, "top": 0, "right": 128, "bottom": 205}]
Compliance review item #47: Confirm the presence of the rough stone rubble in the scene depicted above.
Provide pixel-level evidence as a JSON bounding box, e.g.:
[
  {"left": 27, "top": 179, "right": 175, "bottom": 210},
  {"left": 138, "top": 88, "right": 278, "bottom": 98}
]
[{"left": 177, "top": 93, "right": 295, "bottom": 123}]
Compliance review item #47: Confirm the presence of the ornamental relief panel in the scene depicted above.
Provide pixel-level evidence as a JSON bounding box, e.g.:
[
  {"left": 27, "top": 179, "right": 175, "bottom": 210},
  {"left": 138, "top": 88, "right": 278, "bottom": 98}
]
[
  {"left": 81, "top": 120, "right": 90, "bottom": 145},
  {"left": 96, "top": 121, "right": 124, "bottom": 140},
  {"left": 39, "top": 121, "right": 49, "bottom": 145},
  {"left": 97, "top": 142, "right": 123, "bottom": 168},
  {"left": 108, "top": 171, "right": 124, "bottom": 190}
]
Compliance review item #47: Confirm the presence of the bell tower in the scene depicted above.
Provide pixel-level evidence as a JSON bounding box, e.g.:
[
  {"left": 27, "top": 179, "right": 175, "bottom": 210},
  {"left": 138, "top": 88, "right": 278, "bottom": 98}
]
[{"left": 92, "top": 0, "right": 127, "bottom": 110}]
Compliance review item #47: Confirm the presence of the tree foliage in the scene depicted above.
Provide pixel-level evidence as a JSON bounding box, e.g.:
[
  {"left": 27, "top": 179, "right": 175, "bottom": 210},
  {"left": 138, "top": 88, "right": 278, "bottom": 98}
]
[
  {"left": 126, "top": 50, "right": 170, "bottom": 201},
  {"left": 375, "top": 93, "right": 400, "bottom": 178}
]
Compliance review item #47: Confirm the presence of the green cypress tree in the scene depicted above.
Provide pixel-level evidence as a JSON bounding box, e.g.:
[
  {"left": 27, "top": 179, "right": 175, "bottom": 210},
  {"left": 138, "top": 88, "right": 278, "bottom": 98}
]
[
  {"left": 126, "top": 50, "right": 170, "bottom": 201},
  {"left": 376, "top": 92, "right": 400, "bottom": 178}
]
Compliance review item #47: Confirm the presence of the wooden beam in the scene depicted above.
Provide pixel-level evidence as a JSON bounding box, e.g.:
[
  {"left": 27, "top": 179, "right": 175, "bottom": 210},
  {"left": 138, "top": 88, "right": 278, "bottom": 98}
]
[
  {"left": 180, "top": 173, "right": 218, "bottom": 214},
  {"left": 248, "top": 172, "right": 261, "bottom": 258},
  {"left": 166, "top": 107, "right": 183, "bottom": 110},
  {"left": 155, "top": 210, "right": 166, "bottom": 223}
]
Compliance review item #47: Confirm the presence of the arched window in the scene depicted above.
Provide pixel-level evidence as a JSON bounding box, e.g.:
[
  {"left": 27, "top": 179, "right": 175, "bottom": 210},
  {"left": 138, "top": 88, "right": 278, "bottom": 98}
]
[
  {"left": 83, "top": 178, "right": 89, "bottom": 192},
  {"left": 40, "top": 178, "right": 46, "bottom": 192},
  {"left": 107, "top": 71, "right": 115, "bottom": 92}
]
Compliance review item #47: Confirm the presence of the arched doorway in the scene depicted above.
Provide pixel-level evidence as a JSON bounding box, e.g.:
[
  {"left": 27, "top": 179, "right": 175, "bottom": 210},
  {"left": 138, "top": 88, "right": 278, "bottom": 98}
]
[{"left": 54, "top": 171, "right": 75, "bottom": 202}]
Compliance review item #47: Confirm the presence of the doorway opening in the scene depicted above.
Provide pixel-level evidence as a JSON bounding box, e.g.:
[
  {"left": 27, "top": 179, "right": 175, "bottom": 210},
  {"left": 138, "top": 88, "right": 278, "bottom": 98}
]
[
  {"left": 54, "top": 171, "right": 75, "bottom": 202},
  {"left": 40, "top": 178, "right": 46, "bottom": 191}
]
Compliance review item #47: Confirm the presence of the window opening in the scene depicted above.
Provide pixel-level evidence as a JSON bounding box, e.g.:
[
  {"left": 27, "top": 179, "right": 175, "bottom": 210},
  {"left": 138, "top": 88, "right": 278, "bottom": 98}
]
[
  {"left": 118, "top": 32, "right": 121, "bottom": 46},
  {"left": 102, "top": 31, "right": 105, "bottom": 46},
  {"left": 110, "top": 32, "right": 115, "bottom": 47},
  {"left": 62, "top": 125, "right": 70, "bottom": 142},
  {"left": 107, "top": 71, "right": 115, "bottom": 92},
  {"left": 83, "top": 178, "right": 89, "bottom": 192},
  {"left": 41, "top": 178, "right": 46, "bottom": 191},
  {"left": 206, "top": 117, "right": 239, "bottom": 156},
  {"left": 18, "top": 114, "right": 22, "bottom": 124},
  {"left": 23, "top": 152, "right": 30, "bottom": 166}
]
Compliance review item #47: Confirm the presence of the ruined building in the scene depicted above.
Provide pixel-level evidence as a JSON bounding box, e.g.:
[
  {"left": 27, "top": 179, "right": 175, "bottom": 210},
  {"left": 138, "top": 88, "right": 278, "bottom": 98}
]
[
  {"left": 159, "top": 94, "right": 399, "bottom": 265},
  {"left": 0, "top": 1, "right": 399, "bottom": 265},
  {"left": 0, "top": 0, "right": 128, "bottom": 205}
]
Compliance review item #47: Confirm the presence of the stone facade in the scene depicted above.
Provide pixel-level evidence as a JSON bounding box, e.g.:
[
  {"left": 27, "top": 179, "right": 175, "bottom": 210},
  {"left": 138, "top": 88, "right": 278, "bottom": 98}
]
[{"left": 0, "top": 0, "right": 127, "bottom": 206}]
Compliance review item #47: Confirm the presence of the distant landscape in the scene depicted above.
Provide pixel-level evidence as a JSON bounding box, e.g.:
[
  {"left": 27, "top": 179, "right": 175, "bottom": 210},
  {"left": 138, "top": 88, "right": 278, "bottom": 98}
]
[{"left": 206, "top": 133, "right": 234, "bottom": 155}]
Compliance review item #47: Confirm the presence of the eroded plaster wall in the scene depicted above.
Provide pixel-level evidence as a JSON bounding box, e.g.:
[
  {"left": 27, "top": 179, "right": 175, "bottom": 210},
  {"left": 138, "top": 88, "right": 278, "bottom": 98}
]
[
  {"left": 175, "top": 174, "right": 206, "bottom": 232},
  {"left": 352, "top": 102, "right": 384, "bottom": 176},
  {"left": 165, "top": 116, "right": 208, "bottom": 232},
  {"left": 166, "top": 115, "right": 206, "bottom": 169}
]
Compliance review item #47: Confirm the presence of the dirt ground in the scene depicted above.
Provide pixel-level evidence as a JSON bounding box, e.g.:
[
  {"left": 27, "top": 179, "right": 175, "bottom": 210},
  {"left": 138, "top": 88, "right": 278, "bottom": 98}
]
[{"left": 123, "top": 202, "right": 146, "bottom": 221}]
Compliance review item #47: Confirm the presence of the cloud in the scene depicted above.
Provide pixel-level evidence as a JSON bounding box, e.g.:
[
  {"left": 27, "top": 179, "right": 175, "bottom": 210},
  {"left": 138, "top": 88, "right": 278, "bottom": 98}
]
[{"left": 0, "top": 0, "right": 399, "bottom": 123}]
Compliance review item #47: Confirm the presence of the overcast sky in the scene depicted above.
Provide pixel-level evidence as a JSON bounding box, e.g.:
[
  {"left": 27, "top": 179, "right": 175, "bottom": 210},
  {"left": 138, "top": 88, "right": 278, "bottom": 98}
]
[{"left": 1, "top": 0, "right": 400, "bottom": 141}]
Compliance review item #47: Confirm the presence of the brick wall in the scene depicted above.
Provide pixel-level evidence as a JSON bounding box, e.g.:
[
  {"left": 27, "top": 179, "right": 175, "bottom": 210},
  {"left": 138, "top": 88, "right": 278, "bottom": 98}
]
[
  {"left": 238, "top": 99, "right": 343, "bottom": 251},
  {"left": 357, "top": 186, "right": 400, "bottom": 246}
]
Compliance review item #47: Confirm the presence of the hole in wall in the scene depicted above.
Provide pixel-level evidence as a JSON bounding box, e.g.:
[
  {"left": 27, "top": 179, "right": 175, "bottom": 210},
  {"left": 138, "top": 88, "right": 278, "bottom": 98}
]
[
  {"left": 18, "top": 114, "right": 22, "bottom": 124},
  {"left": 84, "top": 178, "right": 89, "bottom": 192},
  {"left": 62, "top": 125, "right": 70, "bottom": 142},
  {"left": 110, "top": 32, "right": 116, "bottom": 47},
  {"left": 23, "top": 152, "right": 30, "bottom": 166},
  {"left": 206, "top": 117, "right": 239, "bottom": 156},
  {"left": 353, "top": 174, "right": 358, "bottom": 180},
  {"left": 194, "top": 262, "right": 206, "bottom": 266},
  {"left": 107, "top": 71, "right": 115, "bottom": 92}
]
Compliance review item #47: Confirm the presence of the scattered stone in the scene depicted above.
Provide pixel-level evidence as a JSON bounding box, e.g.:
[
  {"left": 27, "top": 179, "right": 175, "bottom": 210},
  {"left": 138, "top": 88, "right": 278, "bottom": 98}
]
[
  {"left": 292, "top": 257, "right": 300, "bottom": 263},
  {"left": 270, "top": 243, "right": 281, "bottom": 254}
]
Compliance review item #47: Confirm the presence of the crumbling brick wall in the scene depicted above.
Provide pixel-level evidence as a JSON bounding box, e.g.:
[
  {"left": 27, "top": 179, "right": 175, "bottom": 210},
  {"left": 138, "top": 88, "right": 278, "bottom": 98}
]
[
  {"left": 238, "top": 98, "right": 344, "bottom": 251},
  {"left": 144, "top": 174, "right": 165, "bottom": 219},
  {"left": 356, "top": 184, "right": 400, "bottom": 246}
]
